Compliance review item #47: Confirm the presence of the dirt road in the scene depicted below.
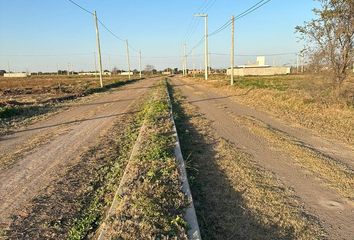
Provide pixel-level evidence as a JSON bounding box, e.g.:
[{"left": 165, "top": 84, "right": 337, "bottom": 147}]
[
  {"left": 0, "top": 77, "right": 158, "bottom": 231},
  {"left": 171, "top": 76, "right": 354, "bottom": 240}
]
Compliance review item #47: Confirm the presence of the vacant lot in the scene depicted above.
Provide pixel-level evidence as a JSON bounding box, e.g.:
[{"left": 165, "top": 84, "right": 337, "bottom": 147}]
[
  {"left": 0, "top": 75, "right": 141, "bottom": 135},
  {"left": 0, "top": 75, "right": 131, "bottom": 104}
]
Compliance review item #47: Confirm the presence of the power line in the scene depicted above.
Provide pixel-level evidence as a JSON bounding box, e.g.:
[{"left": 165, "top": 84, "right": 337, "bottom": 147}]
[
  {"left": 183, "top": 0, "right": 216, "bottom": 44},
  {"left": 97, "top": 18, "right": 125, "bottom": 42},
  {"left": 210, "top": 52, "right": 297, "bottom": 56},
  {"left": 201, "top": 0, "right": 217, "bottom": 13},
  {"left": 66, "top": 0, "right": 93, "bottom": 15},
  {"left": 209, "top": 0, "right": 272, "bottom": 37},
  {"left": 1, "top": 53, "right": 95, "bottom": 57},
  {"left": 235, "top": 0, "right": 271, "bottom": 21},
  {"left": 187, "top": 0, "right": 272, "bottom": 57},
  {"left": 66, "top": 0, "right": 138, "bottom": 50}
]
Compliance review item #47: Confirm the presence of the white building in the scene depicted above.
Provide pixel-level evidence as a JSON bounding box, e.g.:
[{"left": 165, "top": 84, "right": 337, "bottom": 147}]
[
  {"left": 227, "top": 56, "right": 291, "bottom": 76},
  {"left": 78, "top": 72, "right": 111, "bottom": 76},
  {"left": 120, "top": 72, "right": 134, "bottom": 76},
  {"left": 4, "top": 72, "right": 30, "bottom": 78}
]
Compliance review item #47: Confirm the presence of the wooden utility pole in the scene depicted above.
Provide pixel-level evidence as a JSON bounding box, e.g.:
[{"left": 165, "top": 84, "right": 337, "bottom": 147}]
[
  {"left": 194, "top": 14, "right": 209, "bottom": 80},
  {"left": 94, "top": 11, "right": 103, "bottom": 87},
  {"left": 204, "top": 14, "right": 209, "bottom": 80},
  {"left": 94, "top": 51, "right": 98, "bottom": 78},
  {"left": 185, "top": 43, "right": 188, "bottom": 75},
  {"left": 192, "top": 49, "right": 196, "bottom": 78},
  {"left": 139, "top": 50, "right": 142, "bottom": 79},
  {"left": 125, "top": 40, "right": 131, "bottom": 80},
  {"left": 230, "top": 15, "right": 235, "bottom": 85}
]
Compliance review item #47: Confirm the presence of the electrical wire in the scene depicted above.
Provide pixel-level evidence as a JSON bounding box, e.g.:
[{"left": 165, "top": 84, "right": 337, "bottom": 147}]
[
  {"left": 1, "top": 53, "right": 95, "bottom": 57},
  {"left": 66, "top": 0, "right": 93, "bottom": 15},
  {"left": 209, "top": 0, "right": 272, "bottom": 37},
  {"left": 201, "top": 0, "right": 217, "bottom": 13},
  {"left": 183, "top": 0, "right": 217, "bottom": 44},
  {"left": 210, "top": 52, "right": 297, "bottom": 56},
  {"left": 187, "top": 0, "right": 272, "bottom": 57},
  {"left": 66, "top": 0, "right": 140, "bottom": 53},
  {"left": 97, "top": 18, "right": 125, "bottom": 42}
]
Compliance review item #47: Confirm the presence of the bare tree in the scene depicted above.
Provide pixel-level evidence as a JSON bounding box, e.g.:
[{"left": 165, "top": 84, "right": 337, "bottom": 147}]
[
  {"left": 144, "top": 64, "right": 156, "bottom": 75},
  {"left": 296, "top": 0, "right": 354, "bottom": 90}
]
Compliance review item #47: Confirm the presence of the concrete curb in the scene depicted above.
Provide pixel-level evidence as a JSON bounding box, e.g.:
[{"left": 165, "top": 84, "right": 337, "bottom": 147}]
[{"left": 165, "top": 81, "right": 202, "bottom": 240}]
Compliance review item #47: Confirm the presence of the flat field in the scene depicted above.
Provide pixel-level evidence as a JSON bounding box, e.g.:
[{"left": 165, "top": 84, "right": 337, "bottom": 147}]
[{"left": 0, "top": 75, "right": 133, "bottom": 106}]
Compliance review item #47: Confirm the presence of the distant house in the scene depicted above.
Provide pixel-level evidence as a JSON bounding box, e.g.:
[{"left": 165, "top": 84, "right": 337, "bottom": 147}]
[
  {"left": 120, "top": 72, "right": 134, "bottom": 76},
  {"left": 78, "top": 72, "right": 111, "bottom": 76},
  {"left": 0, "top": 70, "right": 6, "bottom": 76},
  {"left": 227, "top": 56, "right": 291, "bottom": 76},
  {"left": 188, "top": 69, "right": 203, "bottom": 75},
  {"left": 4, "top": 72, "right": 30, "bottom": 78}
]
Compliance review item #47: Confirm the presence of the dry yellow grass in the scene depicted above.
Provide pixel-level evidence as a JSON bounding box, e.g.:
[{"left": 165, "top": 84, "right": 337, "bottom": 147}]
[
  {"left": 187, "top": 74, "right": 354, "bottom": 144},
  {"left": 232, "top": 115, "right": 354, "bottom": 200}
]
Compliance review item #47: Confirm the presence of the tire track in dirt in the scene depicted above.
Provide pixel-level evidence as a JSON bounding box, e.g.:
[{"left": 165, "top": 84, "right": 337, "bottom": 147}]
[
  {"left": 0, "top": 77, "right": 159, "bottom": 231},
  {"left": 171, "top": 76, "right": 354, "bottom": 239}
]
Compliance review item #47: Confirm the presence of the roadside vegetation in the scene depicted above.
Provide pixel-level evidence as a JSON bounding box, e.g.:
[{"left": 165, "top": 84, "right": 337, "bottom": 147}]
[
  {"left": 169, "top": 81, "right": 326, "bottom": 239},
  {"left": 100, "top": 80, "right": 188, "bottom": 239},
  {"left": 187, "top": 73, "right": 354, "bottom": 144}
]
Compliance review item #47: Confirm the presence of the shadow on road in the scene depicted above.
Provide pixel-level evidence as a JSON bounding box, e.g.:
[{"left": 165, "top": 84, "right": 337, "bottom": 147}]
[
  {"left": 168, "top": 83, "right": 298, "bottom": 240},
  {"left": 65, "top": 98, "right": 136, "bottom": 107},
  {"left": 3, "top": 111, "right": 139, "bottom": 136}
]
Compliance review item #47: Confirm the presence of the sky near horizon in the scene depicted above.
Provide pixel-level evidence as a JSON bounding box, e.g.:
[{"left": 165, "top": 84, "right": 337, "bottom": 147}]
[{"left": 0, "top": 0, "right": 319, "bottom": 72}]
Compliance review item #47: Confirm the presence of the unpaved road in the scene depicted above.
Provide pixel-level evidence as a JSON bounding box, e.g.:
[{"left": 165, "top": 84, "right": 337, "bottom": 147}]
[
  {"left": 0, "top": 77, "right": 158, "bottom": 230},
  {"left": 171, "top": 76, "right": 354, "bottom": 240}
]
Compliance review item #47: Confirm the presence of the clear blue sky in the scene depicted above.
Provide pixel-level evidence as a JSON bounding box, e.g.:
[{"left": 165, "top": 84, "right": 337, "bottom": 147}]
[{"left": 0, "top": 0, "right": 318, "bottom": 72}]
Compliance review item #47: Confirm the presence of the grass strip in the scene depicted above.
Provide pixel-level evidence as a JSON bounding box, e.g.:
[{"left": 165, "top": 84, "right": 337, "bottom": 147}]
[{"left": 102, "top": 80, "right": 188, "bottom": 239}]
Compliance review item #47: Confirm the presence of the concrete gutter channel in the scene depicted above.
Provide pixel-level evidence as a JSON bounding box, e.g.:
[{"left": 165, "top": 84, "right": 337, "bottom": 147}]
[
  {"left": 166, "top": 83, "right": 201, "bottom": 240},
  {"left": 96, "top": 81, "right": 201, "bottom": 240}
]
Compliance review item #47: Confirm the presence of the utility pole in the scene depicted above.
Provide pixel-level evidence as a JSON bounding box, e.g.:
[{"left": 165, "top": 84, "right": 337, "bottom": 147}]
[
  {"left": 125, "top": 40, "right": 131, "bottom": 80},
  {"left": 94, "top": 51, "right": 98, "bottom": 78},
  {"left": 184, "top": 43, "right": 187, "bottom": 76},
  {"left": 94, "top": 11, "right": 103, "bottom": 87},
  {"left": 230, "top": 15, "right": 235, "bottom": 85},
  {"left": 181, "top": 55, "right": 184, "bottom": 75},
  {"left": 181, "top": 45, "right": 185, "bottom": 76},
  {"left": 139, "top": 50, "right": 142, "bottom": 79},
  {"left": 192, "top": 49, "right": 196, "bottom": 78},
  {"left": 194, "top": 14, "right": 208, "bottom": 80}
]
